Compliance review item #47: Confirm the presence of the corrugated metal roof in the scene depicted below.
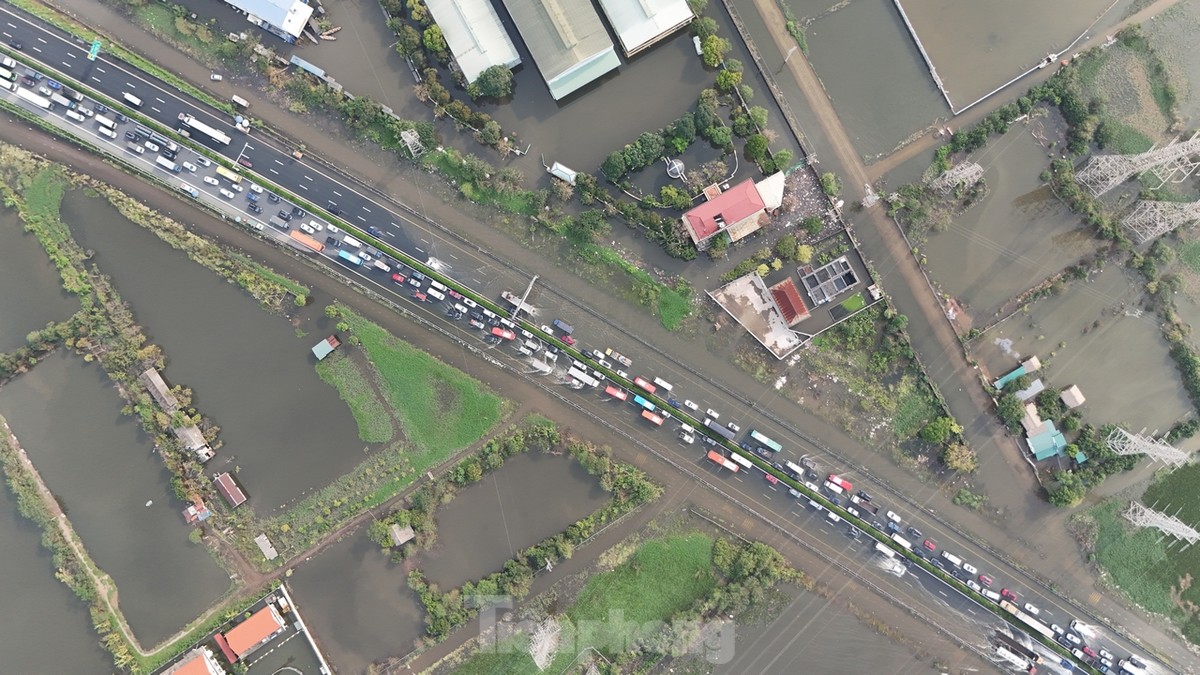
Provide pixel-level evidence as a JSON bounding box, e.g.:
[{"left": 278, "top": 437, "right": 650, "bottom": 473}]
[
  {"left": 225, "top": 0, "right": 313, "bottom": 38},
  {"left": 501, "top": 0, "right": 620, "bottom": 99},
  {"left": 427, "top": 0, "right": 521, "bottom": 83},
  {"left": 596, "top": 0, "right": 693, "bottom": 56}
]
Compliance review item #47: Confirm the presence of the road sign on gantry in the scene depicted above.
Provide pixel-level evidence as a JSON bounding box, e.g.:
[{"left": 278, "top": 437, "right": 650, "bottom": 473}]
[{"left": 87, "top": 40, "right": 101, "bottom": 61}]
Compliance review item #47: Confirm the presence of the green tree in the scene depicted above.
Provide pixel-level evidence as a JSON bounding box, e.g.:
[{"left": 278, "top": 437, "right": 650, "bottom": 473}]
[
  {"left": 744, "top": 134, "right": 769, "bottom": 163},
  {"left": 395, "top": 24, "right": 422, "bottom": 57},
  {"left": 690, "top": 16, "right": 718, "bottom": 39},
  {"left": 920, "top": 416, "right": 962, "bottom": 444},
  {"left": 567, "top": 210, "right": 611, "bottom": 244},
  {"left": 941, "top": 442, "right": 978, "bottom": 473},
  {"left": 660, "top": 185, "right": 693, "bottom": 210},
  {"left": 715, "top": 68, "right": 743, "bottom": 93},
  {"left": 708, "top": 126, "right": 732, "bottom": 148},
  {"left": 476, "top": 120, "right": 502, "bottom": 146},
  {"left": 820, "top": 172, "right": 841, "bottom": 197},
  {"left": 774, "top": 234, "right": 798, "bottom": 261},
  {"left": 701, "top": 35, "right": 731, "bottom": 68},
  {"left": 795, "top": 244, "right": 813, "bottom": 264},
  {"left": 422, "top": 25, "right": 447, "bottom": 58},
  {"left": 601, "top": 151, "right": 627, "bottom": 180},
  {"left": 468, "top": 65, "right": 514, "bottom": 100},
  {"left": 801, "top": 215, "right": 823, "bottom": 236},
  {"left": 996, "top": 394, "right": 1024, "bottom": 433},
  {"left": 773, "top": 148, "right": 793, "bottom": 170},
  {"left": 1048, "top": 469, "right": 1087, "bottom": 507}
]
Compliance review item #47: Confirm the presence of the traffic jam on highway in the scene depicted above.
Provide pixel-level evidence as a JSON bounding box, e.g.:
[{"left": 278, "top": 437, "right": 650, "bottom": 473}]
[{"left": 0, "top": 38, "right": 1155, "bottom": 675}]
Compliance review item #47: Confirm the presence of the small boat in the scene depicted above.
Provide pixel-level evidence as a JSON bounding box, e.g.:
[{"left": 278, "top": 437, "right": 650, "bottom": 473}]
[{"left": 145, "top": 500, "right": 153, "bottom": 507}]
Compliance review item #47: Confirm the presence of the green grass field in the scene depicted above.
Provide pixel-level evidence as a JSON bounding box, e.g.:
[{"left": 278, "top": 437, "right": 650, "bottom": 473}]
[
  {"left": 1086, "top": 500, "right": 1192, "bottom": 638},
  {"left": 1179, "top": 241, "right": 1200, "bottom": 274},
  {"left": 314, "top": 351, "right": 394, "bottom": 443},
  {"left": 841, "top": 292, "right": 866, "bottom": 313},
  {"left": 454, "top": 533, "right": 716, "bottom": 675},
  {"left": 340, "top": 307, "right": 504, "bottom": 455}
]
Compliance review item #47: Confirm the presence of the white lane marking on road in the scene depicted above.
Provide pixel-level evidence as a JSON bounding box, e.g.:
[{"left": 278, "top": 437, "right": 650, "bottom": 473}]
[
  {"left": 61, "top": 61, "right": 71, "bottom": 68},
  {"left": 937, "top": 590, "right": 948, "bottom": 597},
  {"left": 274, "top": 159, "right": 283, "bottom": 165},
  {"left": 6, "top": 22, "right": 14, "bottom": 28},
  {"left": 95, "top": 67, "right": 105, "bottom": 73},
  {"left": 269, "top": 169, "right": 279, "bottom": 175},
  {"left": 385, "top": 231, "right": 395, "bottom": 237},
  {"left": 1, "top": 32, "right": 9, "bottom": 38},
  {"left": 91, "top": 77, "right": 102, "bottom": 83},
  {"left": 125, "top": 82, "right": 135, "bottom": 89},
  {"left": 303, "top": 174, "right": 313, "bottom": 181},
  {"left": 36, "top": 36, "right": 46, "bottom": 43},
  {"left": 151, "top": 106, "right": 161, "bottom": 113},
  {"left": 415, "top": 247, "right": 425, "bottom": 253},
  {"left": 333, "top": 190, "right": 342, "bottom": 197},
  {"left": 356, "top": 215, "right": 366, "bottom": 222},
  {"left": 155, "top": 97, "right": 164, "bottom": 104},
  {"left": 32, "top": 46, "right": 41, "bottom": 53},
  {"left": 66, "top": 51, "right": 75, "bottom": 58},
  {"left": 362, "top": 205, "right": 371, "bottom": 212},
  {"left": 449, "top": 253, "right": 458, "bottom": 260},
  {"left": 298, "top": 184, "right": 308, "bottom": 191}
]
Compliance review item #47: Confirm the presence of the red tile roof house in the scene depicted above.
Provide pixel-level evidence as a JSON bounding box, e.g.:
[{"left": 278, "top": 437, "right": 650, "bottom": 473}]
[
  {"left": 680, "top": 173, "right": 785, "bottom": 251},
  {"left": 215, "top": 604, "right": 287, "bottom": 663}
]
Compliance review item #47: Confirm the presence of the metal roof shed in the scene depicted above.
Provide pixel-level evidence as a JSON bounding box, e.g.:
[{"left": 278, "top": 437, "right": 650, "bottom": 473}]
[
  {"left": 597, "top": 0, "right": 693, "bottom": 57},
  {"left": 427, "top": 0, "right": 521, "bottom": 83},
  {"left": 500, "top": 0, "right": 622, "bottom": 99},
  {"left": 223, "top": 0, "right": 313, "bottom": 39}
]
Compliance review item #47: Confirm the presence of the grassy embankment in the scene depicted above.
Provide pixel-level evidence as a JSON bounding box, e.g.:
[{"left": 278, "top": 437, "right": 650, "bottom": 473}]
[
  {"left": 452, "top": 533, "right": 718, "bottom": 675},
  {"left": 253, "top": 305, "right": 509, "bottom": 561}
]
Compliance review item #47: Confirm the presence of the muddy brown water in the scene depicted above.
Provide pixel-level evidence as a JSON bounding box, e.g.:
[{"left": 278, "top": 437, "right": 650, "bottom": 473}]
[
  {"left": 0, "top": 350, "right": 231, "bottom": 646},
  {"left": 60, "top": 190, "right": 366, "bottom": 514},
  {"left": 0, "top": 473, "right": 113, "bottom": 673},
  {"left": 290, "top": 451, "right": 606, "bottom": 673},
  {"left": 0, "top": 207, "right": 79, "bottom": 352}
]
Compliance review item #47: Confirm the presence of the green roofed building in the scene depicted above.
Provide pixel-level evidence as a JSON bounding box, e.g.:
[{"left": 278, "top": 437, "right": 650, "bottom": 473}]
[
  {"left": 500, "top": 0, "right": 622, "bottom": 99},
  {"left": 1028, "top": 421, "right": 1067, "bottom": 461}
]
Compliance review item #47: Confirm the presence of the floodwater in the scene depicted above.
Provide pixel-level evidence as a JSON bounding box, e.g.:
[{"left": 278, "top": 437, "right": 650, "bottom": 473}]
[
  {"left": 290, "top": 452, "right": 606, "bottom": 673},
  {"left": 1148, "top": 0, "right": 1200, "bottom": 125},
  {"left": 922, "top": 118, "right": 1100, "bottom": 319},
  {"left": 0, "top": 350, "right": 231, "bottom": 646},
  {"left": 419, "top": 451, "right": 609, "bottom": 589},
  {"left": 308, "top": 0, "right": 800, "bottom": 179},
  {"left": 971, "top": 264, "right": 1192, "bottom": 432},
  {"left": 0, "top": 207, "right": 78, "bottom": 352},
  {"left": 60, "top": 190, "right": 365, "bottom": 513},
  {"left": 902, "top": 0, "right": 1136, "bottom": 109},
  {"left": 0, "top": 474, "right": 113, "bottom": 673}
]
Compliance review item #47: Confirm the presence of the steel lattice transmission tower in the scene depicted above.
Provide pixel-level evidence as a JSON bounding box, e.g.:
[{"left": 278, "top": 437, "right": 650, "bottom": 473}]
[
  {"left": 1121, "top": 199, "right": 1200, "bottom": 244},
  {"left": 400, "top": 129, "right": 426, "bottom": 158},
  {"left": 1075, "top": 133, "right": 1200, "bottom": 197},
  {"left": 929, "top": 162, "right": 984, "bottom": 195},
  {"left": 1124, "top": 501, "right": 1200, "bottom": 550},
  {"left": 1106, "top": 427, "right": 1191, "bottom": 468}
]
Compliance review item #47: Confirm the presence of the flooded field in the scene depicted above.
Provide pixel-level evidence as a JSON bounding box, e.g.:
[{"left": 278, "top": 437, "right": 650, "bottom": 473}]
[
  {"left": 61, "top": 190, "right": 365, "bottom": 513},
  {"left": 903, "top": 0, "right": 1135, "bottom": 110},
  {"left": 922, "top": 119, "right": 1100, "bottom": 319},
  {"left": 971, "top": 264, "right": 1191, "bottom": 432},
  {"left": 0, "top": 207, "right": 78, "bottom": 352},
  {"left": 0, "top": 480, "right": 113, "bottom": 673},
  {"left": 1148, "top": 0, "right": 1200, "bottom": 125},
  {"left": 419, "top": 451, "right": 609, "bottom": 589},
  {"left": 0, "top": 350, "right": 230, "bottom": 646},
  {"left": 290, "top": 451, "right": 607, "bottom": 672}
]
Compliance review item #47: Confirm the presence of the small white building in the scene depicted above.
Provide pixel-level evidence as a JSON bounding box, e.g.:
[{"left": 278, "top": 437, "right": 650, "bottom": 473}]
[
  {"left": 596, "top": 0, "right": 693, "bottom": 57},
  {"left": 223, "top": 0, "right": 313, "bottom": 41}
]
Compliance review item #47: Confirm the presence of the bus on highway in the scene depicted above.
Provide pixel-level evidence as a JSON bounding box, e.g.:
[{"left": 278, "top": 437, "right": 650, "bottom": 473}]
[
  {"left": 178, "top": 112, "right": 231, "bottom": 146},
  {"left": 705, "top": 450, "right": 739, "bottom": 472},
  {"left": 633, "top": 376, "right": 656, "bottom": 394},
  {"left": 749, "top": 430, "right": 783, "bottom": 453},
  {"left": 705, "top": 418, "right": 736, "bottom": 441},
  {"left": 568, "top": 367, "right": 599, "bottom": 388},
  {"left": 632, "top": 395, "right": 656, "bottom": 412},
  {"left": 337, "top": 249, "right": 362, "bottom": 267},
  {"left": 998, "top": 601, "right": 1055, "bottom": 641},
  {"left": 604, "top": 385, "right": 627, "bottom": 401},
  {"left": 215, "top": 166, "right": 242, "bottom": 184},
  {"left": 641, "top": 410, "right": 664, "bottom": 426},
  {"left": 728, "top": 452, "right": 753, "bottom": 470},
  {"left": 889, "top": 533, "right": 912, "bottom": 551}
]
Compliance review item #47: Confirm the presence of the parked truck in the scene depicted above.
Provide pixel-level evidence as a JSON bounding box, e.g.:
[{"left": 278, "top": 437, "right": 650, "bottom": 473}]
[{"left": 155, "top": 156, "right": 181, "bottom": 173}]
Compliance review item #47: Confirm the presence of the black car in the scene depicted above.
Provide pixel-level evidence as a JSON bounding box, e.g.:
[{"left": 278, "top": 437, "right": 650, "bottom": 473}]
[
  {"left": 325, "top": 236, "right": 338, "bottom": 246},
  {"left": 8, "top": 39, "right": 22, "bottom": 50},
  {"left": 124, "top": 131, "right": 137, "bottom": 141},
  {"left": 292, "top": 206, "right": 306, "bottom": 218},
  {"left": 277, "top": 210, "right": 292, "bottom": 221},
  {"left": 857, "top": 491, "right": 874, "bottom": 502},
  {"left": 930, "top": 559, "right": 945, "bottom": 571},
  {"left": 268, "top": 193, "right": 280, "bottom": 203},
  {"left": 247, "top": 203, "right": 262, "bottom": 214},
  {"left": 94, "top": 103, "right": 108, "bottom": 114},
  {"left": 906, "top": 526, "right": 923, "bottom": 538},
  {"left": 114, "top": 113, "right": 128, "bottom": 123},
  {"left": 161, "top": 148, "right": 177, "bottom": 160},
  {"left": 367, "top": 225, "right": 384, "bottom": 237},
  {"left": 326, "top": 201, "right": 340, "bottom": 214}
]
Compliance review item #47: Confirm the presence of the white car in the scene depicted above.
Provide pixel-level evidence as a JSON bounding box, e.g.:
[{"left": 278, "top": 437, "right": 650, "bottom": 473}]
[
  {"left": 616, "top": 369, "right": 628, "bottom": 379},
  {"left": 144, "top": 140, "right": 159, "bottom": 152},
  {"left": 228, "top": 183, "right": 243, "bottom": 192},
  {"left": 307, "top": 220, "right": 323, "bottom": 231},
  {"left": 1023, "top": 603, "right": 1040, "bottom": 616},
  {"left": 79, "top": 107, "right": 94, "bottom": 118},
  {"left": 202, "top": 176, "right": 219, "bottom": 186},
  {"left": 683, "top": 400, "right": 699, "bottom": 411},
  {"left": 962, "top": 563, "right": 978, "bottom": 575},
  {"left": 209, "top": 73, "right": 223, "bottom": 81},
  {"left": 966, "top": 580, "right": 982, "bottom": 592},
  {"left": 1065, "top": 632, "right": 1082, "bottom": 646},
  {"left": 727, "top": 422, "right": 741, "bottom": 433},
  {"left": 299, "top": 223, "right": 315, "bottom": 235},
  {"left": 1098, "top": 648, "right": 1113, "bottom": 661},
  {"left": 219, "top": 188, "right": 235, "bottom": 199},
  {"left": 195, "top": 156, "right": 212, "bottom": 167},
  {"left": 181, "top": 162, "right": 198, "bottom": 172},
  {"left": 248, "top": 183, "right": 263, "bottom": 194},
  {"left": 462, "top": 298, "right": 478, "bottom": 308},
  {"left": 705, "top": 408, "right": 720, "bottom": 419}
]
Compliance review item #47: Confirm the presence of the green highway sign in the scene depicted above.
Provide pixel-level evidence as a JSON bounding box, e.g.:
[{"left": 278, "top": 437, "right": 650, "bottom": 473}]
[{"left": 87, "top": 39, "right": 101, "bottom": 61}]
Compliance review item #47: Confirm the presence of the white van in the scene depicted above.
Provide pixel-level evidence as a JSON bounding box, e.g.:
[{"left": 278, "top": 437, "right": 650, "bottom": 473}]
[
  {"left": 886, "top": 511, "right": 902, "bottom": 524},
  {"left": 65, "top": 109, "right": 86, "bottom": 122},
  {"left": 652, "top": 377, "right": 674, "bottom": 392},
  {"left": 941, "top": 551, "right": 963, "bottom": 567},
  {"left": 823, "top": 480, "right": 844, "bottom": 495},
  {"left": 981, "top": 589, "right": 1001, "bottom": 602},
  {"left": 231, "top": 94, "right": 249, "bottom": 109},
  {"left": 97, "top": 126, "right": 117, "bottom": 139},
  {"left": 426, "top": 289, "right": 445, "bottom": 302},
  {"left": 122, "top": 92, "right": 142, "bottom": 108},
  {"left": 429, "top": 279, "right": 447, "bottom": 293},
  {"left": 0, "top": 79, "right": 14, "bottom": 91}
]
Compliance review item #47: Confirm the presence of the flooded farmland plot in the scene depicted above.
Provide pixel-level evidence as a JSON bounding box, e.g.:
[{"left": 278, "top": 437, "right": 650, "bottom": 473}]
[
  {"left": 921, "top": 119, "right": 1101, "bottom": 320},
  {"left": 418, "top": 451, "right": 609, "bottom": 590},
  {"left": 1147, "top": 0, "right": 1200, "bottom": 126},
  {"left": 0, "top": 208, "right": 78, "bottom": 352},
  {"left": 60, "top": 191, "right": 365, "bottom": 513},
  {"left": 0, "top": 351, "right": 231, "bottom": 646},
  {"left": 970, "top": 264, "right": 1191, "bottom": 432},
  {"left": 0, "top": 480, "right": 112, "bottom": 672}
]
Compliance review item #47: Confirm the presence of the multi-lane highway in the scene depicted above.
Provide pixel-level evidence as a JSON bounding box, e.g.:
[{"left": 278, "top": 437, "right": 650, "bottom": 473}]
[{"left": 0, "top": 4, "right": 1181, "bottom": 671}]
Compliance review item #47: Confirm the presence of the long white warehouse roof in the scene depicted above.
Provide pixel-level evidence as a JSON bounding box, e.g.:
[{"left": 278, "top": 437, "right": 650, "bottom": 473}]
[
  {"left": 500, "top": 0, "right": 622, "bottom": 100},
  {"left": 597, "top": 0, "right": 693, "bottom": 56},
  {"left": 426, "top": 0, "right": 521, "bottom": 83},
  {"left": 225, "top": 0, "right": 313, "bottom": 38}
]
